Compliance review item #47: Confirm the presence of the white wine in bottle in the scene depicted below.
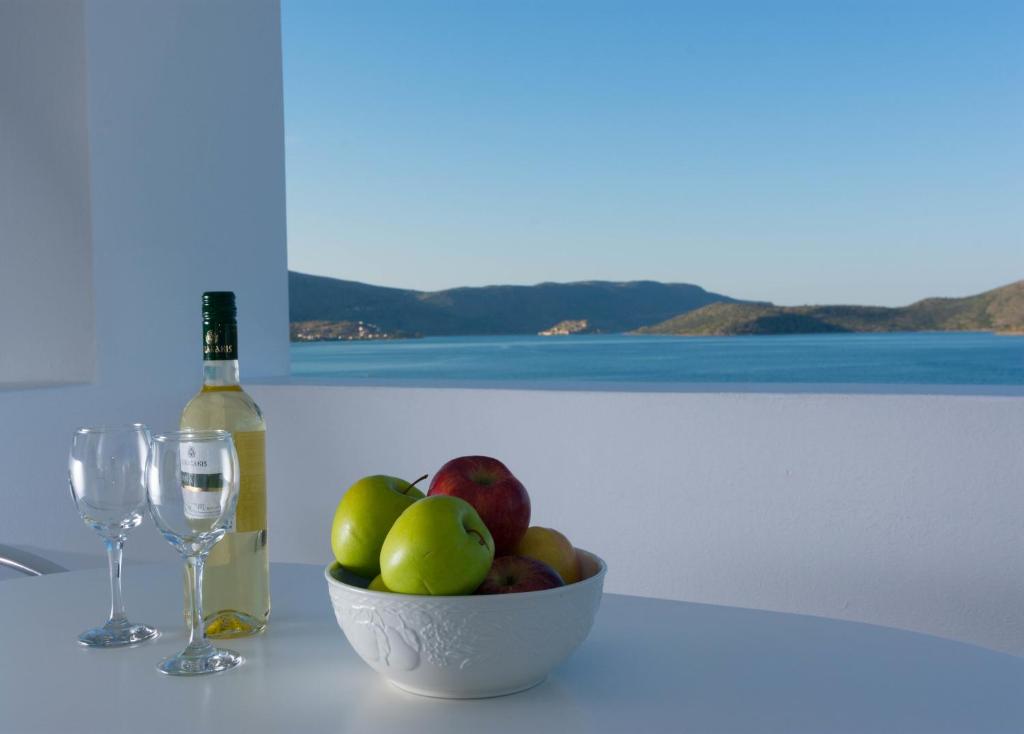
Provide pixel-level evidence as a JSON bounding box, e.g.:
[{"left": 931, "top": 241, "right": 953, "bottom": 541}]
[{"left": 181, "top": 291, "right": 270, "bottom": 638}]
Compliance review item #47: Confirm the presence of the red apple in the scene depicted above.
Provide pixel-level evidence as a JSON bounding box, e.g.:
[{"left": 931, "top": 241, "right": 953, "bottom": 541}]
[
  {"left": 428, "top": 456, "right": 530, "bottom": 554},
  {"left": 476, "top": 556, "right": 564, "bottom": 594}
]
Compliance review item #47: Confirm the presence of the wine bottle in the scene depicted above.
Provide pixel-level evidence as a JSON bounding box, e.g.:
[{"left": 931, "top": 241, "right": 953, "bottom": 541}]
[{"left": 180, "top": 291, "right": 270, "bottom": 638}]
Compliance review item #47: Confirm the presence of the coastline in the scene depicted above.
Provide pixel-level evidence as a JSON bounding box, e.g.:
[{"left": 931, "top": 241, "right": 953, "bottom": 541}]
[{"left": 290, "top": 328, "right": 1024, "bottom": 342}]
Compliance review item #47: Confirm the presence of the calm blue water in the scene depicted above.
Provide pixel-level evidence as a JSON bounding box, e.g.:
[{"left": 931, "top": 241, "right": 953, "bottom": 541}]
[{"left": 290, "top": 333, "right": 1024, "bottom": 385}]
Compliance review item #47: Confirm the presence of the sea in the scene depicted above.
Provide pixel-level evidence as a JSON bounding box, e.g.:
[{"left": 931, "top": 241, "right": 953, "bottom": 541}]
[{"left": 290, "top": 332, "right": 1024, "bottom": 386}]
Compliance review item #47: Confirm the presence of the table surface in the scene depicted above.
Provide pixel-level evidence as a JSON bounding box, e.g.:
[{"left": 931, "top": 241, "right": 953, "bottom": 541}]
[{"left": 1, "top": 563, "right": 1021, "bottom": 734}]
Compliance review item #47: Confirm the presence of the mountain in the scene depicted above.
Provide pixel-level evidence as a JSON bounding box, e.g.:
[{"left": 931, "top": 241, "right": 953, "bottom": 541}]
[
  {"left": 289, "top": 271, "right": 741, "bottom": 336},
  {"left": 635, "top": 281, "right": 1024, "bottom": 336}
]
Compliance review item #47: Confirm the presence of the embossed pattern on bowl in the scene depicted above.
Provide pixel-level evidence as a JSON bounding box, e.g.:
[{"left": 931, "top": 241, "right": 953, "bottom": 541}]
[{"left": 325, "top": 549, "right": 607, "bottom": 698}]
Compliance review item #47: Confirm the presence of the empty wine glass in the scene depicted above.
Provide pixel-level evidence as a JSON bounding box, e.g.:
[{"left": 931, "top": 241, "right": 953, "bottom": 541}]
[
  {"left": 69, "top": 424, "right": 159, "bottom": 647},
  {"left": 146, "top": 430, "right": 243, "bottom": 676}
]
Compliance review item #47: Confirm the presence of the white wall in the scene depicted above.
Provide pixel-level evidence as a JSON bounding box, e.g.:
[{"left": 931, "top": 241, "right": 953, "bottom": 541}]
[
  {"left": 0, "top": 0, "right": 95, "bottom": 387},
  {"left": 253, "top": 384, "right": 1024, "bottom": 657},
  {"left": 0, "top": 0, "right": 289, "bottom": 568}
]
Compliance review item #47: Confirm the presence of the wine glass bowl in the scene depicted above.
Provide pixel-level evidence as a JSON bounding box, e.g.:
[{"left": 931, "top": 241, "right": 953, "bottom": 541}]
[
  {"left": 146, "top": 430, "right": 243, "bottom": 676},
  {"left": 68, "top": 424, "right": 159, "bottom": 648}
]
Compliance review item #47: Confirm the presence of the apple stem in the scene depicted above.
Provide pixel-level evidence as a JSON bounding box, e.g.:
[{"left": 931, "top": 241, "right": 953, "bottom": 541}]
[
  {"left": 407, "top": 474, "right": 429, "bottom": 493},
  {"left": 467, "top": 529, "right": 487, "bottom": 547}
]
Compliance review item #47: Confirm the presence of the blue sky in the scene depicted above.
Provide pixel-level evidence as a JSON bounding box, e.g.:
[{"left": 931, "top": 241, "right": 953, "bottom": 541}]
[{"left": 282, "top": 1, "right": 1022, "bottom": 306}]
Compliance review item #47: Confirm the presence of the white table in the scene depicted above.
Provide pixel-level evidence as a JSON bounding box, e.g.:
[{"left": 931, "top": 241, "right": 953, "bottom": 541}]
[{"left": 1, "top": 563, "right": 1021, "bottom": 733}]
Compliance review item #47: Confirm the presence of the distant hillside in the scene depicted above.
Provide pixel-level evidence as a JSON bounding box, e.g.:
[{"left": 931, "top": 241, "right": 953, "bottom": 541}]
[
  {"left": 635, "top": 281, "right": 1024, "bottom": 336},
  {"left": 289, "top": 271, "right": 741, "bottom": 336}
]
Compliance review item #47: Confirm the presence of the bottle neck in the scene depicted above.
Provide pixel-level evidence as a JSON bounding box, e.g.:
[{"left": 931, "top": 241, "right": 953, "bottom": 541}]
[
  {"left": 203, "top": 360, "right": 240, "bottom": 387},
  {"left": 201, "top": 317, "right": 239, "bottom": 386}
]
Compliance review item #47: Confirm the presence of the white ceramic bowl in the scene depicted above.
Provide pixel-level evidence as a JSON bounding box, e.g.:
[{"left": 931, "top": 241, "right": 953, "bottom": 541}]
[{"left": 325, "top": 550, "right": 607, "bottom": 698}]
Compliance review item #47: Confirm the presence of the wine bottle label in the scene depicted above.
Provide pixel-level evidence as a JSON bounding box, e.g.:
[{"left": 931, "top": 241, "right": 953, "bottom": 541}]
[
  {"left": 180, "top": 441, "right": 235, "bottom": 529},
  {"left": 203, "top": 323, "right": 238, "bottom": 361},
  {"left": 233, "top": 430, "right": 267, "bottom": 533}
]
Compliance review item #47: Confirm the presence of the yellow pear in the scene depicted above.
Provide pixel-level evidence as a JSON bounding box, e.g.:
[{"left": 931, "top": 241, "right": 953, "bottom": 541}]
[{"left": 515, "top": 526, "right": 580, "bottom": 584}]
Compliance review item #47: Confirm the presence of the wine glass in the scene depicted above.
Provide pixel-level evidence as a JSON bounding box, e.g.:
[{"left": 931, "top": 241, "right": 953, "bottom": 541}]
[
  {"left": 69, "top": 424, "right": 159, "bottom": 647},
  {"left": 146, "top": 430, "right": 243, "bottom": 676}
]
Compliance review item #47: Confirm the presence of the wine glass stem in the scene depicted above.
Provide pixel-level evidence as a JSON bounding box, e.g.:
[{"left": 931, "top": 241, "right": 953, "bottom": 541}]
[
  {"left": 105, "top": 538, "right": 128, "bottom": 625},
  {"left": 184, "top": 554, "right": 213, "bottom": 656}
]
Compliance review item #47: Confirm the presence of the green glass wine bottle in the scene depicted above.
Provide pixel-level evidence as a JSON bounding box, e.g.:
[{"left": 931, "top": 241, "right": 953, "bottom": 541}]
[{"left": 180, "top": 291, "right": 270, "bottom": 638}]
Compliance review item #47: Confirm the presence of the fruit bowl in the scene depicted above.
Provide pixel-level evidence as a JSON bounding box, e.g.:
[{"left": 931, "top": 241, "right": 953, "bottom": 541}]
[{"left": 325, "top": 549, "right": 607, "bottom": 698}]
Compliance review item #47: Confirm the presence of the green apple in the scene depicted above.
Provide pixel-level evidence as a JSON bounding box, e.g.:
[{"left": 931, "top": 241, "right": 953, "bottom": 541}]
[
  {"left": 331, "top": 474, "right": 426, "bottom": 578},
  {"left": 368, "top": 574, "right": 390, "bottom": 592},
  {"left": 380, "top": 495, "right": 495, "bottom": 595}
]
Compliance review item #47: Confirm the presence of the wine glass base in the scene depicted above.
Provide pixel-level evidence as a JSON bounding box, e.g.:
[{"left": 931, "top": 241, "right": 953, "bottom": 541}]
[
  {"left": 157, "top": 648, "right": 244, "bottom": 676},
  {"left": 78, "top": 621, "right": 159, "bottom": 648}
]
